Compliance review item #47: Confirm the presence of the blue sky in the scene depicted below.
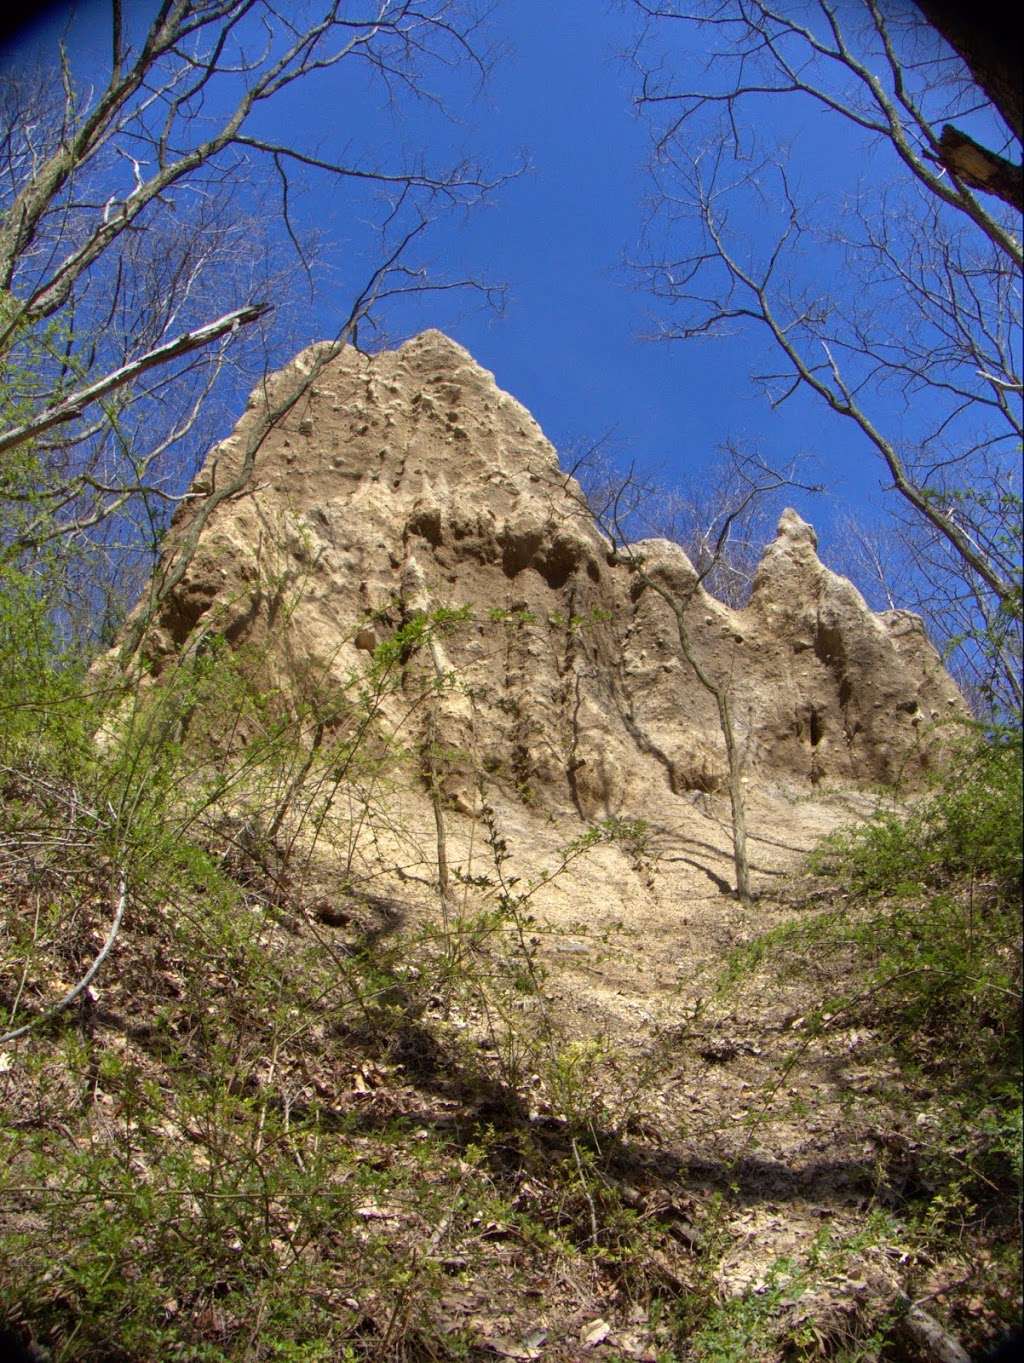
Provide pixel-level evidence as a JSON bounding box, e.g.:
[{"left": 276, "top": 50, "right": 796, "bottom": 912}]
[
  {"left": 283, "top": 0, "right": 884, "bottom": 547},
  {"left": 3, "top": 2, "right": 1014, "bottom": 580},
  {"left": 324, "top": 0, "right": 865, "bottom": 525}
]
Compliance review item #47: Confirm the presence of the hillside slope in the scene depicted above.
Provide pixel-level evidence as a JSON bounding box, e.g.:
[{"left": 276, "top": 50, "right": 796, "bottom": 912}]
[{"left": 2, "top": 333, "right": 1018, "bottom": 1363}]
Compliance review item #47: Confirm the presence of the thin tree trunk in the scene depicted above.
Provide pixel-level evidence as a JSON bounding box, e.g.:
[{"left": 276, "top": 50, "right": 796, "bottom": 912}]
[
  {"left": 425, "top": 708, "right": 451, "bottom": 924},
  {"left": 717, "top": 689, "right": 752, "bottom": 904},
  {"left": 423, "top": 620, "right": 453, "bottom": 922},
  {"left": 649, "top": 574, "right": 753, "bottom": 904}
]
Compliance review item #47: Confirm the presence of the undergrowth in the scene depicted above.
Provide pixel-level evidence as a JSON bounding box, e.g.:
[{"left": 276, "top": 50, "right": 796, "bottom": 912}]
[
  {"left": 716, "top": 725, "right": 1022, "bottom": 1356},
  {"left": 804, "top": 728, "right": 1021, "bottom": 1096},
  {"left": 3, "top": 546, "right": 1022, "bottom": 1360},
  {"left": 1, "top": 577, "right": 682, "bottom": 1361}
]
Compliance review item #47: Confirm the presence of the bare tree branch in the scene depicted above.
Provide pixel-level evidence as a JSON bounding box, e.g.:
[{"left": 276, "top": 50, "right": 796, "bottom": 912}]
[
  {"left": 0, "top": 863, "right": 126, "bottom": 1047},
  {"left": 628, "top": 0, "right": 1022, "bottom": 713},
  {"left": 0, "top": 1, "right": 509, "bottom": 650},
  {"left": 0, "top": 302, "right": 266, "bottom": 456}
]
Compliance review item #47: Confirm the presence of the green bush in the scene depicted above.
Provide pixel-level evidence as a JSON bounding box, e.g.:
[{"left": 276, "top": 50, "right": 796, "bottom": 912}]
[
  {"left": 812, "top": 729, "right": 1021, "bottom": 899},
  {"left": 804, "top": 729, "right": 1021, "bottom": 1045}
]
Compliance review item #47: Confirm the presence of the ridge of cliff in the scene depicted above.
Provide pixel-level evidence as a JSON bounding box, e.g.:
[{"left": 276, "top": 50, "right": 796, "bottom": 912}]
[
  {"left": 15, "top": 333, "right": 1009, "bottom": 1363},
  {"left": 124, "top": 328, "right": 963, "bottom": 821}
]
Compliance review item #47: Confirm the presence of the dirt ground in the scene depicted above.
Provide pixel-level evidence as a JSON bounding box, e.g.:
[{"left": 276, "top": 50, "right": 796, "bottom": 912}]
[{"left": 341, "top": 778, "right": 954, "bottom": 1338}]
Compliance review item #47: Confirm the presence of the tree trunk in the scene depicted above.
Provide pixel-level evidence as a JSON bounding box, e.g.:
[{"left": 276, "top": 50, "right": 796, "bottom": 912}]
[{"left": 914, "top": 1, "right": 1023, "bottom": 140}]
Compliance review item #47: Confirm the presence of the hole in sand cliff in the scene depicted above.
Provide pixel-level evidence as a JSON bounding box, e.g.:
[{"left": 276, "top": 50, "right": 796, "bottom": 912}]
[
  {"left": 501, "top": 528, "right": 543, "bottom": 578},
  {"left": 537, "top": 535, "right": 583, "bottom": 590},
  {"left": 161, "top": 582, "right": 216, "bottom": 646},
  {"left": 809, "top": 708, "right": 824, "bottom": 747},
  {"left": 407, "top": 506, "right": 443, "bottom": 547}
]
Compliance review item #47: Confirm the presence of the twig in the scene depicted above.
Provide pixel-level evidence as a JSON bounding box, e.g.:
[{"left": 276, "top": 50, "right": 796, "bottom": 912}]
[
  {"left": 0, "top": 871, "right": 127, "bottom": 1046},
  {"left": 572, "top": 1138, "right": 599, "bottom": 1247}
]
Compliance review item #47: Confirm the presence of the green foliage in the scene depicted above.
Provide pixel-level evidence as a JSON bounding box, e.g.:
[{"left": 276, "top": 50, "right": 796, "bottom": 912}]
[
  {"left": 800, "top": 732, "right": 1021, "bottom": 1074},
  {"left": 1, "top": 573, "right": 666, "bottom": 1359},
  {"left": 923, "top": 483, "right": 1023, "bottom": 718},
  {"left": 547, "top": 606, "right": 614, "bottom": 634},
  {"left": 1, "top": 649, "right": 478, "bottom": 1359},
  {"left": 719, "top": 727, "right": 1022, "bottom": 1273},
  {"left": 811, "top": 729, "right": 1022, "bottom": 899},
  {"left": 678, "top": 1215, "right": 911, "bottom": 1363},
  {"left": 487, "top": 606, "right": 537, "bottom": 626}
]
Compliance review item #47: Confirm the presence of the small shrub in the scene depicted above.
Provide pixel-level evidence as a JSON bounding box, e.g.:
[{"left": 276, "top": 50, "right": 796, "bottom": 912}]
[
  {"left": 811, "top": 728, "right": 1021, "bottom": 899},
  {"left": 802, "top": 728, "right": 1021, "bottom": 1035}
]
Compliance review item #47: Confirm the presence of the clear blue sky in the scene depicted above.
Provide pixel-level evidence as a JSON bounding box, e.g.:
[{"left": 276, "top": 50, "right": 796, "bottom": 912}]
[{"left": 1, "top": 1, "right": 997, "bottom": 574}]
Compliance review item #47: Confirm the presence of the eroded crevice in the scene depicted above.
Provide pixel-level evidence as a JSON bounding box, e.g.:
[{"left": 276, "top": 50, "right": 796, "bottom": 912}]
[
  {"left": 557, "top": 585, "right": 589, "bottom": 818},
  {"left": 159, "top": 579, "right": 217, "bottom": 647},
  {"left": 618, "top": 703, "right": 684, "bottom": 795},
  {"left": 406, "top": 505, "right": 443, "bottom": 546},
  {"left": 809, "top": 708, "right": 824, "bottom": 748},
  {"left": 501, "top": 527, "right": 544, "bottom": 578},
  {"left": 566, "top": 669, "right": 587, "bottom": 820},
  {"left": 814, "top": 619, "right": 844, "bottom": 668}
]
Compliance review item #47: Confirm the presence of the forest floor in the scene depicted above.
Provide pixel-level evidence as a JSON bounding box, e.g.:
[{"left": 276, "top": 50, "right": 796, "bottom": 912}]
[{"left": 2, "top": 778, "right": 1019, "bottom": 1361}]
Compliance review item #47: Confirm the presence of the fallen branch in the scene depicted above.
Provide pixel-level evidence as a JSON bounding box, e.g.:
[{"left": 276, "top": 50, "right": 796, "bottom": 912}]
[
  {"left": 899, "top": 1300, "right": 971, "bottom": 1363},
  {"left": 0, "top": 871, "right": 127, "bottom": 1046}
]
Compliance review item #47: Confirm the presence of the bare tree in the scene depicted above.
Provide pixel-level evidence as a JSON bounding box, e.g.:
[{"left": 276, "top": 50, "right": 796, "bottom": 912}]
[
  {"left": 571, "top": 443, "right": 821, "bottom": 902},
  {"left": 648, "top": 443, "right": 804, "bottom": 607},
  {"left": 627, "top": 0, "right": 1022, "bottom": 715},
  {"left": 572, "top": 435, "right": 798, "bottom": 606},
  {"left": 0, "top": 1, "right": 509, "bottom": 643}
]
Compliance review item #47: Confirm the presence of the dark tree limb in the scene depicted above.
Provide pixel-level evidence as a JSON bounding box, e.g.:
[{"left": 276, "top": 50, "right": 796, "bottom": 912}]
[
  {"left": 938, "top": 125, "right": 1023, "bottom": 212},
  {"left": 913, "top": 1, "right": 1022, "bottom": 140}
]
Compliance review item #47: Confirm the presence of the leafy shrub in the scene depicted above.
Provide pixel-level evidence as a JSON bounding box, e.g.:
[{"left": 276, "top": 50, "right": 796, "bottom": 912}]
[
  {"left": 812, "top": 729, "right": 1021, "bottom": 899},
  {"left": 803, "top": 730, "right": 1021, "bottom": 1064},
  {"left": 718, "top": 724, "right": 1022, "bottom": 1271}
]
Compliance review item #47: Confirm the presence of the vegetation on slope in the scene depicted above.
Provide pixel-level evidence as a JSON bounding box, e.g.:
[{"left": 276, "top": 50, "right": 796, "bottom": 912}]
[
  {"left": 719, "top": 726, "right": 1022, "bottom": 1358},
  {"left": 0, "top": 581, "right": 671, "bottom": 1361},
  {"left": 0, "top": 553, "right": 1021, "bottom": 1360}
]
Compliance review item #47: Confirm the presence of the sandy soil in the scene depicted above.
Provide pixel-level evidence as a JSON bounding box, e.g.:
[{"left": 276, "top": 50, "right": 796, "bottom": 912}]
[{"left": 343, "top": 775, "right": 924, "bottom": 1319}]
